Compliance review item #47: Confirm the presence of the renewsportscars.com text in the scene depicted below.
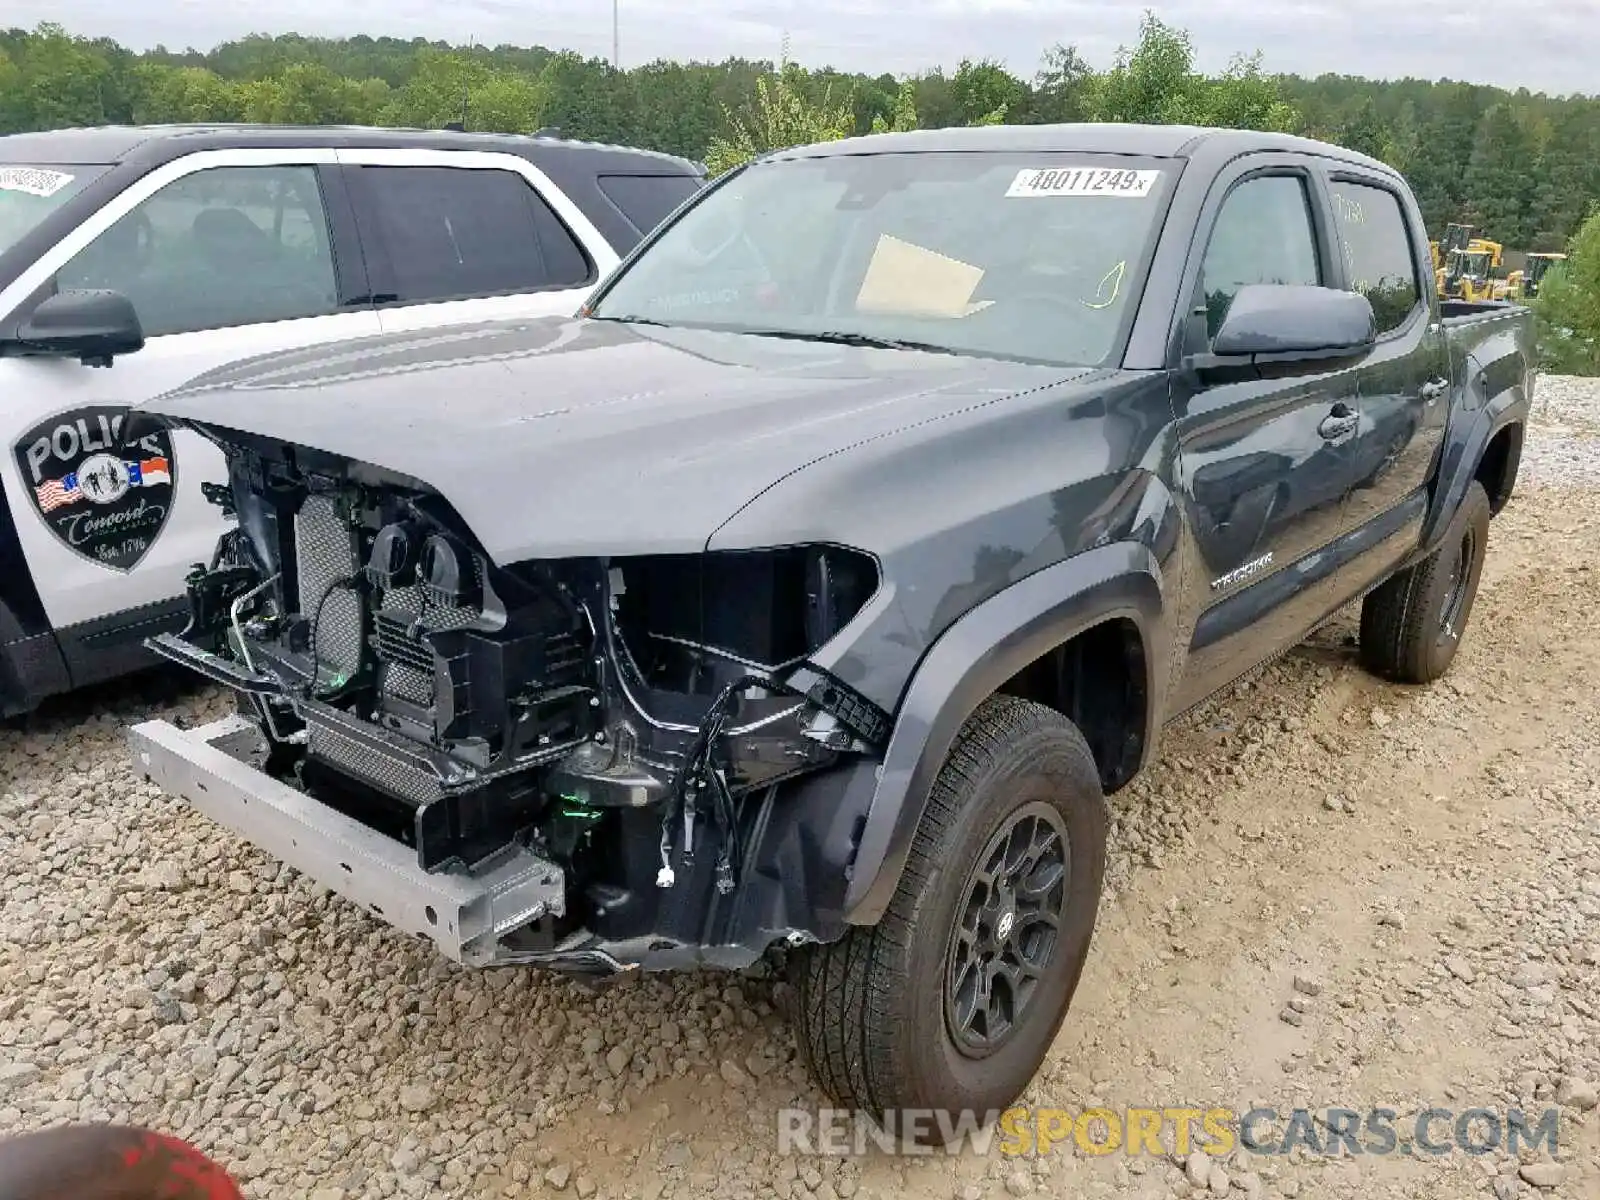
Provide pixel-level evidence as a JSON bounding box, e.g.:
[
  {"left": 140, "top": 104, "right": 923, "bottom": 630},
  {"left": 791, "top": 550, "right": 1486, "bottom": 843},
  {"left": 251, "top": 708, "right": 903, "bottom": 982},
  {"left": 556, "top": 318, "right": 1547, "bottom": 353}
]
[{"left": 777, "top": 1105, "right": 1562, "bottom": 1159}]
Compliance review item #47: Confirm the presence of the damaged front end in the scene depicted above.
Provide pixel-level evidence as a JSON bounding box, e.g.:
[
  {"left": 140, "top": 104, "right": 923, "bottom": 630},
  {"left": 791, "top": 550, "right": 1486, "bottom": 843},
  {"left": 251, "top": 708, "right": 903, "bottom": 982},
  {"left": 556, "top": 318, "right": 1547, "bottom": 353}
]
[{"left": 133, "top": 431, "right": 890, "bottom": 974}]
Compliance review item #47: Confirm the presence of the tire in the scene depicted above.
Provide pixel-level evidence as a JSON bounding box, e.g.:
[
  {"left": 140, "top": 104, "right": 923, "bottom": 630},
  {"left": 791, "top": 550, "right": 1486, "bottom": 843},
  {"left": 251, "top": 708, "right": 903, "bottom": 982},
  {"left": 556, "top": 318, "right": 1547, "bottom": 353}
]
[
  {"left": 1359, "top": 480, "right": 1492, "bottom": 684},
  {"left": 790, "top": 695, "right": 1108, "bottom": 1129}
]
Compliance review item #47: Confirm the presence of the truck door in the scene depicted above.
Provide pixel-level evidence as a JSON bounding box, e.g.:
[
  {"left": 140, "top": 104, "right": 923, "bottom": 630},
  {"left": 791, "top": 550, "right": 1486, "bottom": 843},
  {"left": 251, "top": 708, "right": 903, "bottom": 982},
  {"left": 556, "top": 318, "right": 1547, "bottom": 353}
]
[
  {"left": 0, "top": 151, "right": 380, "bottom": 643},
  {"left": 1169, "top": 166, "right": 1364, "bottom": 709},
  {"left": 1325, "top": 176, "right": 1447, "bottom": 546}
]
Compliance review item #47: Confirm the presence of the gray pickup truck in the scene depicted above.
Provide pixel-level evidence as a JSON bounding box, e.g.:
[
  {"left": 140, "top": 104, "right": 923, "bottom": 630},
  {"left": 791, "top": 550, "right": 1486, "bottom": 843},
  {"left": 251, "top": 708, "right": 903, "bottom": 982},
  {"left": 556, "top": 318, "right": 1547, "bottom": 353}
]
[{"left": 125, "top": 122, "right": 1533, "bottom": 1124}]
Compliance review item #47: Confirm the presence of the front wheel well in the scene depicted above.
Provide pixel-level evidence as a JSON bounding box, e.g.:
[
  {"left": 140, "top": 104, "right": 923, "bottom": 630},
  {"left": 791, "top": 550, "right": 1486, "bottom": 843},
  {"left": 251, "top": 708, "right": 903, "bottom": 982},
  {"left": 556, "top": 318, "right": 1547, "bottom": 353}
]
[{"left": 997, "top": 617, "right": 1148, "bottom": 792}]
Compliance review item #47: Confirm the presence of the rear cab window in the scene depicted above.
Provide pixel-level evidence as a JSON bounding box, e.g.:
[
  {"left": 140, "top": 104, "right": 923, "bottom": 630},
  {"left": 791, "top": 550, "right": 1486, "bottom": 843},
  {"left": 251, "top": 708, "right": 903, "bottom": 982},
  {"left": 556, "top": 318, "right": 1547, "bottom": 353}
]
[
  {"left": 597, "top": 173, "right": 702, "bottom": 235},
  {"left": 1328, "top": 181, "right": 1423, "bottom": 334},
  {"left": 348, "top": 165, "right": 594, "bottom": 304}
]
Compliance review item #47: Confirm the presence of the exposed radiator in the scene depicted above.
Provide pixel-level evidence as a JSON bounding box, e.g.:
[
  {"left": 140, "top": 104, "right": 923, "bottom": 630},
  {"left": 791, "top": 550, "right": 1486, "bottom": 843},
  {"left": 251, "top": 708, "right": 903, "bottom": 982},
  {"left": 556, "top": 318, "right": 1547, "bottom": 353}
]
[
  {"left": 294, "top": 495, "right": 364, "bottom": 681},
  {"left": 306, "top": 715, "right": 442, "bottom": 806},
  {"left": 372, "top": 575, "right": 482, "bottom": 707}
]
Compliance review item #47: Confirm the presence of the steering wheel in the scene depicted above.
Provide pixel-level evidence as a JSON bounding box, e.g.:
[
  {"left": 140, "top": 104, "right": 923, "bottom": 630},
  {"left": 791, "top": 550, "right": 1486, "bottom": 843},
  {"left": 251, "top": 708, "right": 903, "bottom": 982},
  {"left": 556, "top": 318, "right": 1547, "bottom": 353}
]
[
  {"left": 1001, "top": 289, "right": 1095, "bottom": 317},
  {"left": 1006, "top": 262, "right": 1129, "bottom": 312},
  {"left": 678, "top": 213, "right": 748, "bottom": 266}
]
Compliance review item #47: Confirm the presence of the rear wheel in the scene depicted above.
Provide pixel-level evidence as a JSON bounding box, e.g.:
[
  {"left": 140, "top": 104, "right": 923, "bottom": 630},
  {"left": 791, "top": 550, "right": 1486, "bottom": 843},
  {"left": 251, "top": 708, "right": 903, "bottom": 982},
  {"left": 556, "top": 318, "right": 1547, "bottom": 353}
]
[
  {"left": 790, "top": 695, "right": 1108, "bottom": 1128},
  {"left": 1359, "top": 480, "right": 1492, "bottom": 684}
]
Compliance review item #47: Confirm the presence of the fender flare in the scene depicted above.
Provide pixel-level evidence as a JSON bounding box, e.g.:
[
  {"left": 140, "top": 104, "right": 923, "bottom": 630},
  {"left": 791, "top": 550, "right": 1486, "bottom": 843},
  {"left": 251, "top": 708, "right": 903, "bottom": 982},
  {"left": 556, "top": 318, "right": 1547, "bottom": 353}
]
[
  {"left": 841, "top": 540, "right": 1168, "bottom": 926},
  {"left": 1418, "top": 385, "right": 1529, "bottom": 555}
]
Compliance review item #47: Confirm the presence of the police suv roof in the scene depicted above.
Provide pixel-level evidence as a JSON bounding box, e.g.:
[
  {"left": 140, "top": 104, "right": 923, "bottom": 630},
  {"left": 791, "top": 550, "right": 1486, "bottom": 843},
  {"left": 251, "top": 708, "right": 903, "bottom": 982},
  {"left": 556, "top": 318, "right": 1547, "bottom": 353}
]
[
  {"left": 0, "top": 123, "right": 702, "bottom": 173},
  {"left": 773, "top": 122, "right": 1392, "bottom": 174}
]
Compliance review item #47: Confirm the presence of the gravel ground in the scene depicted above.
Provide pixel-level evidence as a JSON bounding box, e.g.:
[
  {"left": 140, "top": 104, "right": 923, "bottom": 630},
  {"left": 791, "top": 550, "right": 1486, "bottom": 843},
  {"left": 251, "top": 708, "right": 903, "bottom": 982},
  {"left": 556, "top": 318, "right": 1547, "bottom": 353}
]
[
  {"left": 1521, "top": 373, "right": 1600, "bottom": 487},
  {"left": 2, "top": 377, "right": 1599, "bottom": 1200}
]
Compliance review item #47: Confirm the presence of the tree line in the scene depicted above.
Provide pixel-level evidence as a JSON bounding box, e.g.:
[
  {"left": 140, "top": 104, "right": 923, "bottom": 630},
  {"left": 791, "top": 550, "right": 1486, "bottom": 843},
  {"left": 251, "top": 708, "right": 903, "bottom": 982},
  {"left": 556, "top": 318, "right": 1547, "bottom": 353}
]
[
  {"left": 3, "top": 15, "right": 1599, "bottom": 252},
  {"left": 3, "top": 14, "right": 1599, "bottom": 372}
]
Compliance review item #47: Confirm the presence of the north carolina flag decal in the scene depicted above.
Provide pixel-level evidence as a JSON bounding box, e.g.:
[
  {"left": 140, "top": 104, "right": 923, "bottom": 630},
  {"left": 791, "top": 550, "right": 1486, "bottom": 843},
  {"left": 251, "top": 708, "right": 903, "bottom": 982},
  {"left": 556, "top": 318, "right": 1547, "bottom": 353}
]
[{"left": 131, "top": 456, "right": 171, "bottom": 486}]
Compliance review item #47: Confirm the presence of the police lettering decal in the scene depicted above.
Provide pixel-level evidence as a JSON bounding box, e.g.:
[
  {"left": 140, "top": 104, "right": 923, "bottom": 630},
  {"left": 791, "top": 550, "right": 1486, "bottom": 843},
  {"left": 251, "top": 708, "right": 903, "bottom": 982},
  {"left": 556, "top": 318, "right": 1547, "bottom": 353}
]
[{"left": 14, "top": 406, "right": 176, "bottom": 572}]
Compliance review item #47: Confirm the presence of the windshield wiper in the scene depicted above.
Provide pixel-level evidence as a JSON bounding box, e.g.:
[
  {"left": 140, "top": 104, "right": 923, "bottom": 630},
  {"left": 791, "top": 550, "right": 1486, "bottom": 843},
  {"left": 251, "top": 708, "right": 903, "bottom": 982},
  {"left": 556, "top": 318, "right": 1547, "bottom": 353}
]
[
  {"left": 738, "top": 328, "right": 963, "bottom": 356},
  {"left": 586, "top": 318, "right": 968, "bottom": 358},
  {"left": 587, "top": 313, "right": 672, "bottom": 328}
]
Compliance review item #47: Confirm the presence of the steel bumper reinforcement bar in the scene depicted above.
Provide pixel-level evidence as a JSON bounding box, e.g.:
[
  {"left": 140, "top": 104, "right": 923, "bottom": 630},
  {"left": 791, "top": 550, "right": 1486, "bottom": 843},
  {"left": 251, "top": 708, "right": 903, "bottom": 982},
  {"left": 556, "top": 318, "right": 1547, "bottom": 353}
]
[{"left": 126, "top": 715, "right": 567, "bottom": 968}]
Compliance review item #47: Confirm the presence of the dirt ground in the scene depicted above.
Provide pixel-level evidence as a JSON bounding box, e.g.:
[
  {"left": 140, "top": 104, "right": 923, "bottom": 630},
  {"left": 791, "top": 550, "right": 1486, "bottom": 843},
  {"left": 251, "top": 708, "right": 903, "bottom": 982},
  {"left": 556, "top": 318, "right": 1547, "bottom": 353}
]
[
  {"left": 2, "top": 391, "right": 1598, "bottom": 1200},
  {"left": 586, "top": 452, "right": 1600, "bottom": 1200}
]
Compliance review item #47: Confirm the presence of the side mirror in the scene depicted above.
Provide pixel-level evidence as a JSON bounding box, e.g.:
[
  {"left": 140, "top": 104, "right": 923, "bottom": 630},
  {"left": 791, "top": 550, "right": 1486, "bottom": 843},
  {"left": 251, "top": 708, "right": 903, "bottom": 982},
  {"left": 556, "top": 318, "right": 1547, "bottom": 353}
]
[
  {"left": 11, "top": 289, "right": 144, "bottom": 367},
  {"left": 1209, "top": 283, "right": 1375, "bottom": 361}
]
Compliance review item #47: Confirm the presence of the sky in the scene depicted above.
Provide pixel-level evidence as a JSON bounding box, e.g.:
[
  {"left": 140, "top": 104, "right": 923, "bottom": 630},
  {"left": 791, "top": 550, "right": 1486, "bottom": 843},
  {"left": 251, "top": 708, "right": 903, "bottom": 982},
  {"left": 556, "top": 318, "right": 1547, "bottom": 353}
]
[{"left": 17, "top": 0, "right": 1600, "bottom": 97}]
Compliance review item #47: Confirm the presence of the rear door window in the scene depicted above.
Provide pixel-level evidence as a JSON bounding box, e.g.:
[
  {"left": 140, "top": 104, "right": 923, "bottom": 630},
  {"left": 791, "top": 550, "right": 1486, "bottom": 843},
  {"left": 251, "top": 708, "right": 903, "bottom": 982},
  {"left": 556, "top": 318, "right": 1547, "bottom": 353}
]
[
  {"left": 597, "top": 173, "right": 702, "bottom": 235},
  {"left": 1329, "top": 181, "right": 1422, "bottom": 334},
  {"left": 350, "top": 165, "right": 593, "bottom": 304}
]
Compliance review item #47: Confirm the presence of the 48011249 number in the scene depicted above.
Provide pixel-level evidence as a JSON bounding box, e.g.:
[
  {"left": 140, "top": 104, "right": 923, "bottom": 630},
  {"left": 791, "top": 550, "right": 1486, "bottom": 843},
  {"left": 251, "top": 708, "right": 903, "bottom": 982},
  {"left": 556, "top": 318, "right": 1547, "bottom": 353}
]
[{"left": 1005, "top": 167, "right": 1161, "bottom": 198}]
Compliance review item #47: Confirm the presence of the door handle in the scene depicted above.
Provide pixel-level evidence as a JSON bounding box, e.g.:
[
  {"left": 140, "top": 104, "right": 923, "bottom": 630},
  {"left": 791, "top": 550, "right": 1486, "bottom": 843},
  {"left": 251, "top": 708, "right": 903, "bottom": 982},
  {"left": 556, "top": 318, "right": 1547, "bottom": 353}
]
[
  {"left": 1318, "top": 403, "right": 1359, "bottom": 441},
  {"left": 1420, "top": 377, "right": 1448, "bottom": 403}
]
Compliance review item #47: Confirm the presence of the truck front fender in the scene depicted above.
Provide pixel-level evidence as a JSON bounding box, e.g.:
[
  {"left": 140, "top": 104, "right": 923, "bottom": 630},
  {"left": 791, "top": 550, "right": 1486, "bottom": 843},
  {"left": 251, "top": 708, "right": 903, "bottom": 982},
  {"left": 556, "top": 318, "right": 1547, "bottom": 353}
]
[{"left": 840, "top": 540, "right": 1168, "bottom": 926}]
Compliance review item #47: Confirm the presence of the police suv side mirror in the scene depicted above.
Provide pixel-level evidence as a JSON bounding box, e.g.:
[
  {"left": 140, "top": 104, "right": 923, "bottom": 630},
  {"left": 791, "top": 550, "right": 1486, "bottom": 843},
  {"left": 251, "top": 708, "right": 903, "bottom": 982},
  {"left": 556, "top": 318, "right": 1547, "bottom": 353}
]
[{"left": 11, "top": 289, "right": 144, "bottom": 368}]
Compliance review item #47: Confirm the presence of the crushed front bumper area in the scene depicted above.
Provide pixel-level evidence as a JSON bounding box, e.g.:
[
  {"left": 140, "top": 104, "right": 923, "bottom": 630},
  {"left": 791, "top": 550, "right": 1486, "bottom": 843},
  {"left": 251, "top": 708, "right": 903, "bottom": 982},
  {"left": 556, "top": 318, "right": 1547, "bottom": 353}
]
[{"left": 128, "top": 715, "right": 583, "bottom": 969}]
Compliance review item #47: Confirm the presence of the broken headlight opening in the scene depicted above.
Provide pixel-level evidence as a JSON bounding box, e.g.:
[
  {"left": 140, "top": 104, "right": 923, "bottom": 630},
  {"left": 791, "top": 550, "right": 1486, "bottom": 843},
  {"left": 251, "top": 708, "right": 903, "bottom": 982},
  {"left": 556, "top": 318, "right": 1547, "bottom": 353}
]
[{"left": 148, "top": 440, "right": 887, "bottom": 967}]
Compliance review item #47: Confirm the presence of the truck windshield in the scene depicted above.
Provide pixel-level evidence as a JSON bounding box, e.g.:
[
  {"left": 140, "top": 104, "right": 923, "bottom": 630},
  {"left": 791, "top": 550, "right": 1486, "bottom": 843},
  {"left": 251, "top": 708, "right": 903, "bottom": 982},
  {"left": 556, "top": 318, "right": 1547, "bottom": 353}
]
[
  {"left": 0, "top": 164, "right": 107, "bottom": 257},
  {"left": 588, "top": 151, "right": 1174, "bottom": 367}
]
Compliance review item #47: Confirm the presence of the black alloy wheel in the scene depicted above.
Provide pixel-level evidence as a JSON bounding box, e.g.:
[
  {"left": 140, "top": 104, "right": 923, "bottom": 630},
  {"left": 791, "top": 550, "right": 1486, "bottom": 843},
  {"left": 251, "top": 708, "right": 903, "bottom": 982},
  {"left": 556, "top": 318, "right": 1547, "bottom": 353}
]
[{"left": 944, "top": 803, "right": 1071, "bottom": 1057}]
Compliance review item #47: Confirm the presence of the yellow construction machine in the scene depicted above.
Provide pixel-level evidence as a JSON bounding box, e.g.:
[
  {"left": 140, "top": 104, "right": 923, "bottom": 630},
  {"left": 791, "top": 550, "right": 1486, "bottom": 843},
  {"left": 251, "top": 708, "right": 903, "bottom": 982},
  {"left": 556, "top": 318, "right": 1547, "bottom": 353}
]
[
  {"left": 1440, "top": 223, "right": 1474, "bottom": 254},
  {"left": 1433, "top": 223, "right": 1473, "bottom": 295},
  {"left": 1518, "top": 251, "right": 1567, "bottom": 299},
  {"left": 1442, "top": 237, "right": 1503, "bottom": 302}
]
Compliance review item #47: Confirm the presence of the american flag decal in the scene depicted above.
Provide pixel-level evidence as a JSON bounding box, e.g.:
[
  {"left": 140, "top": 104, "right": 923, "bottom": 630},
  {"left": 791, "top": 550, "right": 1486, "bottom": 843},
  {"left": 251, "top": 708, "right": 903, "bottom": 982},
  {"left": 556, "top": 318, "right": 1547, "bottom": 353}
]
[{"left": 35, "top": 473, "right": 81, "bottom": 513}]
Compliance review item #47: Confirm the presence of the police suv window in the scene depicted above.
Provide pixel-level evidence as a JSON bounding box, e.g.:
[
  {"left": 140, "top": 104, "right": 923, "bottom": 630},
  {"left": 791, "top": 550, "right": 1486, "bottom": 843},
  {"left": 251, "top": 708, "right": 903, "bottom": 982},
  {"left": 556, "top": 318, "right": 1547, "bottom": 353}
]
[
  {"left": 1330, "top": 181, "right": 1421, "bottom": 334},
  {"left": 1200, "top": 175, "right": 1321, "bottom": 339},
  {"left": 54, "top": 165, "right": 338, "bottom": 338},
  {"left": 597, "top": 174, "right": 701, "bottom": 235},
  {"left": 353, "top": 166, "right": 591, "bottom": 303}
]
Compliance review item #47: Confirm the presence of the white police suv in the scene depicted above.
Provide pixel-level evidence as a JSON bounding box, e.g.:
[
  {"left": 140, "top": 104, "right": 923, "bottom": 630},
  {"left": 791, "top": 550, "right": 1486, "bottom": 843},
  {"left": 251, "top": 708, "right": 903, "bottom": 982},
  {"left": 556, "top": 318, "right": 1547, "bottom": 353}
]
[{"left": 0, "top": 124, "right": 704, "bottom": 715}]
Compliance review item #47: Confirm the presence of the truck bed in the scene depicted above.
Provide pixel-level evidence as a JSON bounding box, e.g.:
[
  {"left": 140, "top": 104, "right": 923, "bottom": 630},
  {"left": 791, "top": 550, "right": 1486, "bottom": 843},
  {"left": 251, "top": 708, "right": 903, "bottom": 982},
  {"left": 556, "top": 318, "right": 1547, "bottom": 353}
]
[
  {"left": 1440, "top": 298, "right": 1522, "bottom": 323},
  {"left": 1440, "top": 298, "right": 1534, "bottom": 403}
]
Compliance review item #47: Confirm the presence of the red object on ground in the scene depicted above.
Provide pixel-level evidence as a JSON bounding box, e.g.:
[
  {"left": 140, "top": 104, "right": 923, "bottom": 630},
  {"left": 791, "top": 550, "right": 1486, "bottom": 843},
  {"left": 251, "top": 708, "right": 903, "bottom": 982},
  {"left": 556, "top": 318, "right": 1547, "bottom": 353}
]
[{"left": 0, "top": 1125, "right": 244, "bottom": 1200}]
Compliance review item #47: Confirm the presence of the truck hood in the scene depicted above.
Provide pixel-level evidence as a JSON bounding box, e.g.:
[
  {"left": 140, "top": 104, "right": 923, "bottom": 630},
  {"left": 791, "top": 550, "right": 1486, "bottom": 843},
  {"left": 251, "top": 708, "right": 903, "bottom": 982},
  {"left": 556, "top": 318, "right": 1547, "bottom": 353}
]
[{"left": 143, "top": 316, "right": 1089, "bottom": 563}]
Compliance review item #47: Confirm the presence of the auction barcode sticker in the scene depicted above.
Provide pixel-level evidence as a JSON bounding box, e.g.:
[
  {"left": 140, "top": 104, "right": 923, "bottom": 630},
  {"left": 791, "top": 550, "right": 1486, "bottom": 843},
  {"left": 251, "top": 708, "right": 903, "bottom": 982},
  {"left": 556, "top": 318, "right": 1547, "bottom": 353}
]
[
  {"left": 0, "top": 167, "right": 75, "bottom": 198},
  {"left": 1005, "top": 167, "right": 1160, "bottom": 198}
]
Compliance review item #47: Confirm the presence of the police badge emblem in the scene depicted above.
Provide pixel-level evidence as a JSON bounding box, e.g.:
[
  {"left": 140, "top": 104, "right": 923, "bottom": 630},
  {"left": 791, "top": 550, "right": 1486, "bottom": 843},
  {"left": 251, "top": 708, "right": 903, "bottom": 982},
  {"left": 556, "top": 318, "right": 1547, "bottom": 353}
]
[{"left": 13, "top": 405, "right": 177, "bottom": 571}]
